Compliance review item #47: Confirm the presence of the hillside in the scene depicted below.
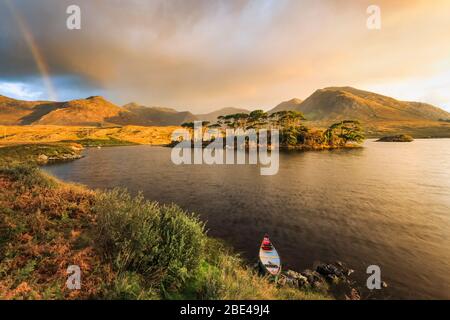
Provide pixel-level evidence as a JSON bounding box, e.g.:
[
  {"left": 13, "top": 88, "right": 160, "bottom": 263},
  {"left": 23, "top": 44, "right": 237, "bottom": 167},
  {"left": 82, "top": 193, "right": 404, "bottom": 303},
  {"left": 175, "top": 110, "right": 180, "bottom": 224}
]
[
  {"left": 266, "top": 87, "right": 450, "bottom": 137},
  {"left": 0, "top": 95, "right": 64, "bottom": 125},
  {"left": 35, "top": 96, "right": 131, "bottom": 126},
  {"left": 294, "top": 87, "right": 450, "bottom": 122},
  {"left": 196, "top": 107, "right": 250, "bottom": 123},
  {"left": 123, "top": 103, "right": 197, "bottom": 126},
  {"left": 269, "top": 98, "right": 303, "bottom": 114},
  {"left": 0, "top": 95, "right": 196, "bottom": 127}
]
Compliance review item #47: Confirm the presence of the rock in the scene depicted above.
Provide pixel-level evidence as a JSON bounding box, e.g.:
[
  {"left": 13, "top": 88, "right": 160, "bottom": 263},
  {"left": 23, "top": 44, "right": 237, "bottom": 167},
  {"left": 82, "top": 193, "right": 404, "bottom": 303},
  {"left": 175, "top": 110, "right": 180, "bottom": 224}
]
[
  {"left": 283, "top": 270, "right": 309, "bottom": 288},
  {"left": 301, "top": 269, "right": 322, "bottom": 284},
  {"left": 382, "top": 281, "right": 388, "bottom": 288},
  {"left": 277, "top": 276, "right": 287, "bottom": 287},
  {"left": 345, "top": 288, "right": 361, "bottom": 300},
  {"left": 297, "top": 275, "right": 309, "bottom": 288},
  {"left": 48, "top": 153, "right": 83, "bottom": 161},
  {"left": 326, "top": 274, "right": 341, "bottom": 284},
  {"left": 285, "top": 270, "right": 302, "bottom": 279},
  {"left": 37, "top": 154, "right": 49, "bottom": 162},
  {"left": 376, "top": 134, "right": 414, "bottom": 142},
  {"left": 316, "top": 263, "right": 344, "bottom": 278},
  {"left": 301, "top": 269, "right": 328, "bottom": 291},
  {"left": 312, "top": 280, "right": 327, "bottom": 291},
  {"left": 283, "top": 276, "right": 298, "bottom": 288}
]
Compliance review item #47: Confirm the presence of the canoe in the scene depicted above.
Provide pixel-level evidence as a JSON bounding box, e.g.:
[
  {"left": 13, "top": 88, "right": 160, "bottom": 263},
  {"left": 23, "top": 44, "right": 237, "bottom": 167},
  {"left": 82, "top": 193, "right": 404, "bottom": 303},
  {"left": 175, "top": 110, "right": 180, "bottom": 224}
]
[{"left": 259, "top": 234, "right": 281, "bottom": 276}]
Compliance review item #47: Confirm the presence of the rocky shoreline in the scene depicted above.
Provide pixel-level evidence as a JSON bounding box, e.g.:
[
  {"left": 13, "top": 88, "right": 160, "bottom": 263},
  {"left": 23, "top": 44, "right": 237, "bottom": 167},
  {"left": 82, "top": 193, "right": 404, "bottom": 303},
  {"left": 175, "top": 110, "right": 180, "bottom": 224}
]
[
  {"left": 255, "top": 261, "right": 371, "bottom": 300},
  {"left": 36, "top": 144, "right": 84, "bottom": 164}
]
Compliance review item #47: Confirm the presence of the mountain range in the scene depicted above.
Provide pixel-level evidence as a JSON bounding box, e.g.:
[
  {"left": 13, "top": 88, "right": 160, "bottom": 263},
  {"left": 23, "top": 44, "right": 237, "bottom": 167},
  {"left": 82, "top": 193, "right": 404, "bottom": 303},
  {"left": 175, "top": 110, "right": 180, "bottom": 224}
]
[
  {"left": 0, "top": 95, "right": 248, "bottom": 127},
  {"left": 1, "top": 87, "right": 449, "bottom": 137}
]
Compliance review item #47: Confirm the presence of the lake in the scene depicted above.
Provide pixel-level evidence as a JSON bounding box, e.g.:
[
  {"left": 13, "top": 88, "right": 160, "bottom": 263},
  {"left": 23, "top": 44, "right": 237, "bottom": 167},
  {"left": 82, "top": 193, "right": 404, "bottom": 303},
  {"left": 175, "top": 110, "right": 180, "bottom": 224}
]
[{"left": 44, "top": 140, "right": 450, "bottom": 299}]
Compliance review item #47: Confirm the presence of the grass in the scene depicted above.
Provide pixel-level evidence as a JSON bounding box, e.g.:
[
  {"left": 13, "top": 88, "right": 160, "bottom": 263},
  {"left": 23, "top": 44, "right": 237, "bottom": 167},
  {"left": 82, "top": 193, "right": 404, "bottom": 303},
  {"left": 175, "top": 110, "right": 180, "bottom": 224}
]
[
  {"left": 66, "top": 138, "right": 138, "bottom": 147},
  {"left": 0, "top": 146, "right": 330, "bottom": 300},
  {"left": 0, "top": 125, "right": 177, "bottom": 146},
  {"left": 0, "top": 143, "right": 83, "bottom": 166}
]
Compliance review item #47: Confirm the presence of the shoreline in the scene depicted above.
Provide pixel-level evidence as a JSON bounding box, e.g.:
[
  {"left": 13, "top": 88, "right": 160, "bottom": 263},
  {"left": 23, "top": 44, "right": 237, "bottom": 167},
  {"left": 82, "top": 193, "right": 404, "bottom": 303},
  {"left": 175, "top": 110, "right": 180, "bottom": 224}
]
[
  {"left": 0, "top": 143, "right": 334, "bottom": 300},
  {"left": 0, "top": 142, "right": 364, "bottom": 300}
]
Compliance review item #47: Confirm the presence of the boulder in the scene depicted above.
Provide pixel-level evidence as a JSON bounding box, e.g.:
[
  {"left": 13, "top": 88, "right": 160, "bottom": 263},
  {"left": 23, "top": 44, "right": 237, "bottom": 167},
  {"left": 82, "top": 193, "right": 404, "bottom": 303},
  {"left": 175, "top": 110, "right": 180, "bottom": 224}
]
[
  {"left": 37, "top": 154, "right": 49, "bottom": 162},
  {"left": 301, "top": 269, "right": 326, "bottom": 287},
  {"left": 283, "top": 270, "right": 309, "bottom": 288},
  {"left": 345, "top": 288, "right": 361, "bottom": 300},
  {"left": 316, "top": 263, "right": 344, "bottom": 278}
]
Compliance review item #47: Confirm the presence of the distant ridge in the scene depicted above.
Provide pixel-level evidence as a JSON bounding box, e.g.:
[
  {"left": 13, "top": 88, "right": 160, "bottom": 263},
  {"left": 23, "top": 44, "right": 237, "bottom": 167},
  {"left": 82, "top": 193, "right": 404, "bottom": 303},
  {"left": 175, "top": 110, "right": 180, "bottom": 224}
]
[
  {"left": 122, "top": 103, "right": 197, "bottom": 126},
  {"left": 268, "top": 98, "right": 303, "bottom": 114},
  {"left": 196, "top": 107, "right": 250, "bottom": 122}
]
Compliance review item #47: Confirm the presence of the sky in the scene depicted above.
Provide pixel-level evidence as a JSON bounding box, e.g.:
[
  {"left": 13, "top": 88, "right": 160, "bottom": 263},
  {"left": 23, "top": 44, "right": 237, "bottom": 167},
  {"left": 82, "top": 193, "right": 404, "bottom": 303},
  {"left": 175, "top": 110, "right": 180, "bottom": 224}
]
[{"left": 1, "top": 0, "right": 450, "bottom": 113}]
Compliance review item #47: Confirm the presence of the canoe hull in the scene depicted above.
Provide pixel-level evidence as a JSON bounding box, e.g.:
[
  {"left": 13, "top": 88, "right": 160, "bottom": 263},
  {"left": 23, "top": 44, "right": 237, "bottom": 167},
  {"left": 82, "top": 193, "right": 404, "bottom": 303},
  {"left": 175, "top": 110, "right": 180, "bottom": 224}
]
[{"left": 259, "top": 244, "right": 281, "bottom": 276}]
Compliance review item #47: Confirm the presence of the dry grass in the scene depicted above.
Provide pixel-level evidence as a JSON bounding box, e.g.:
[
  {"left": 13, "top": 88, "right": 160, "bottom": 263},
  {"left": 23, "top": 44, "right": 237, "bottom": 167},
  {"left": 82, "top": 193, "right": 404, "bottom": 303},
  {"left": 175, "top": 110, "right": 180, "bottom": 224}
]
[
  {"left": 0, "top": 125, "right": 178, "bottom": 146},
  {"left": 0, "top": 167, "right": 110, "bottom": 299}
]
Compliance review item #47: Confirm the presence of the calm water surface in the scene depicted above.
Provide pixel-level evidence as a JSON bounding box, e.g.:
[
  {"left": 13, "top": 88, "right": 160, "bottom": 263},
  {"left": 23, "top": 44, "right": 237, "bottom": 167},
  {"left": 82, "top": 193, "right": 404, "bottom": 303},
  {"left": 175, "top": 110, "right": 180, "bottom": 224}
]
[{"left": 44, "top": 140, "right": 450, "bottom": 299}]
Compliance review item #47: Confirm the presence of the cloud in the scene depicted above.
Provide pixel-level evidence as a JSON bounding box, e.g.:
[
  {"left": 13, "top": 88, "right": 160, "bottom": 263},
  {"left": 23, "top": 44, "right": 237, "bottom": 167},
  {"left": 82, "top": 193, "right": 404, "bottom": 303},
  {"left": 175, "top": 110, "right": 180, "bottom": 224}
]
[
  {"left": 1, "top": 0, "right": 449, "bottom": 111},
  {"left": 0, "top": 81, "right": 44, "bottom": 100}
]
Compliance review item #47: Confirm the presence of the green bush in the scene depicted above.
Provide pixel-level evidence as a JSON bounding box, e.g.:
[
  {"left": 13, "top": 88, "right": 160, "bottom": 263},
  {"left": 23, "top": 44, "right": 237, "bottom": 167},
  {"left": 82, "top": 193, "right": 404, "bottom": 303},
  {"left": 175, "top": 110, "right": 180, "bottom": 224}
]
[
  {"left": 102, "top": 272, "right": 159, "bottom": 300},
  {"left": 93, "top": 189, "right": 205, "bottom": 289}
]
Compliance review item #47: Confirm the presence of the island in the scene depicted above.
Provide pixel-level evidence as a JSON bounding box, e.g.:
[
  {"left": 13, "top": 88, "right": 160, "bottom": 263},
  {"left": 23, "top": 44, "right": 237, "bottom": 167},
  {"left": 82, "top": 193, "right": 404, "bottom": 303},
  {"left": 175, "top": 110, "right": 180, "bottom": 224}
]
[
  {"left": 376, "top": 134, "right": 414, "bottom": 142},
  {"left": 180, "top": 110, "right": 365, "bottom": 150}
]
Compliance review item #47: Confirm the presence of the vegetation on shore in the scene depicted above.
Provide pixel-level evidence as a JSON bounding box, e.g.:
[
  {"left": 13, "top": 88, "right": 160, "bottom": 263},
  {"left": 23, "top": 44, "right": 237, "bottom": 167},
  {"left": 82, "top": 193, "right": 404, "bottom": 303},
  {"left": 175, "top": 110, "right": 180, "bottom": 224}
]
[
  {"left": 0, "top": 143, "right": 84, "bottom": 166},
  {"left": 376, "top": 134, "right": 414, "bottom": 142},
  {"left": 182, "top": 110, "right": 365, "bottom": 149},
  {"left": 0, "top": 145, "right": 330, "bottom": 300}
]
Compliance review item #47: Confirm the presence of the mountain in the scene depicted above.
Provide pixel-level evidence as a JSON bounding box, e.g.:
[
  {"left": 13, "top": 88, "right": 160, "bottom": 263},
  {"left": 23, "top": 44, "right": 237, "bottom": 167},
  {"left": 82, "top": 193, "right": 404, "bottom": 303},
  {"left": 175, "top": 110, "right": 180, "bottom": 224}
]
[
  {"left": 268, "top": 98, "right": 303, "bottom": 114},
  {"left": 122, "top": 103, "right": 197, "bottom": 126},
  {"left": 0, "top": 95, "right": 129, "bottom": 126},
  {"left": 0, "top": 95, "right": 64, "bottom": 125},
  {"left": 35, "top": 96, "right": 131, "bottom": 126},
  {"left": 0, "top": 95, "right": 197, "bottom": 126},
  {"left": 293, "top": 87, "right": 450, "bottom": 122},
  {"left": 196, "top": 107, "right": 250, "bottom": 123}
]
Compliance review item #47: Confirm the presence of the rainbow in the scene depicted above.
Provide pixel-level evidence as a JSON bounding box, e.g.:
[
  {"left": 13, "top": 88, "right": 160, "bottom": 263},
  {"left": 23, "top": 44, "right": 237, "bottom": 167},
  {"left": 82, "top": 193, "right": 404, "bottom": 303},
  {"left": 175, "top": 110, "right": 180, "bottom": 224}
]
[{"left": 4, "top": 0, "right": 57, "bottom": 101}]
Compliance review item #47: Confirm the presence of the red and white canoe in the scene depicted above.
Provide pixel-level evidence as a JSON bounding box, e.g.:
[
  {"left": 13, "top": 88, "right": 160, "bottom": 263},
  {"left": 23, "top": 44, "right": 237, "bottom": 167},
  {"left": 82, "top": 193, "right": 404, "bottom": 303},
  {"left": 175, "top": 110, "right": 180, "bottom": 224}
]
[{"left": 259, "top": 234, "right": 281, "bottom": 276}]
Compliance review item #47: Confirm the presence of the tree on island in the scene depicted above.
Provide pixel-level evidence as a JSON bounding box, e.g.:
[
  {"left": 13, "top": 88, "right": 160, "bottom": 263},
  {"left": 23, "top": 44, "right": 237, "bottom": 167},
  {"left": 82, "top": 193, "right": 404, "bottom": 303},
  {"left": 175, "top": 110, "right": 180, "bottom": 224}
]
[
  {"left": 324, "top": 120, "right": 365, "bottom": 146},
  {"left": 195, "top": 111, "right": 365, "bottom": 149}
]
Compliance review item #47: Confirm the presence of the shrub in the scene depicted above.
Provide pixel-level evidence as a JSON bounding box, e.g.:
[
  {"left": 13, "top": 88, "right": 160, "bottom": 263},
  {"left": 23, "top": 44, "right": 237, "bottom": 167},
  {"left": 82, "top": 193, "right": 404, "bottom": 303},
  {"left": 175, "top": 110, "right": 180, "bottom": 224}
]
[
  {"left": 101, "top": 272, "right": 159, "bottom": 300},
  {"left": 0, "top": 164, "right": 56, "bottom": 189},
  {"left": 93, "top": 189, "right": 205, "bottom": 289}
]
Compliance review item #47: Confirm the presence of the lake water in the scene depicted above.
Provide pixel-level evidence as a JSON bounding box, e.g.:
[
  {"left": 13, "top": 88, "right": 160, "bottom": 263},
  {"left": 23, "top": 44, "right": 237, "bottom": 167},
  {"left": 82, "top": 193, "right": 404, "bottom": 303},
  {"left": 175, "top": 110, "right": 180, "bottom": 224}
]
[{"left": 44, "top": 140, "right": 450, "bottom": 299}]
